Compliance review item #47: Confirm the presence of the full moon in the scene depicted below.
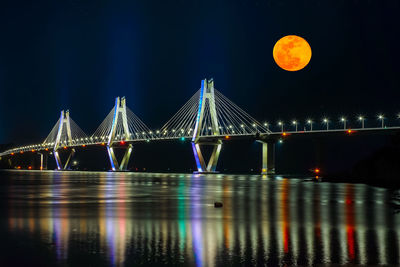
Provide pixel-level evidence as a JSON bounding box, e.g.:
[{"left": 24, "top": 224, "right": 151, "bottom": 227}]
[{"left": 273, "top": 35, "right": 312, "bottom": 71}]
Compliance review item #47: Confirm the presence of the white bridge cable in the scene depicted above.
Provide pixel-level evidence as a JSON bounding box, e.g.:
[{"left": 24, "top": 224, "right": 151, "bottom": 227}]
[
  {"left": 43, "top": 118, "right": 61, "bottom": 146},
  {"left": 91, "top": 109, "right": 115, "bottom": 143},
  {"left": 69, "top": 118, "right": 89, "bottom": 145},
  {"left": 159, "top": 91, "right": 199, "bottom": 137},
  {"left": 126, "top": 108, "right": 154, "bottom": 140},
  {"left": 91, "top": 106, "right": 154, "bottom": 143},
  {"left": 215, "top": 91, "right": 253, "bottom": 133},
  {"left": 168, "top": 101, "right": 199, "bottom": 138},
  {"left": 159, "top": 90, "right": 200, "bottom": 138},
  {"left": 215, "top": 90, "right": 267, "bottom": 127},
  {"left": 42, "top": 116, "right": 89, "bottom": 146},
  {"left": 214, "top": 90, "right": 270, "bottom": 134},
  {"left": 158, "top": 87, "right": 270, "bottom": 138}
]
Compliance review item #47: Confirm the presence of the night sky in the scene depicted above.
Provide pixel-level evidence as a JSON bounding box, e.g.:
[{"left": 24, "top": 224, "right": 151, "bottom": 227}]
[{"left": 1, "top": 0, "right": 400, "bottom": 144}]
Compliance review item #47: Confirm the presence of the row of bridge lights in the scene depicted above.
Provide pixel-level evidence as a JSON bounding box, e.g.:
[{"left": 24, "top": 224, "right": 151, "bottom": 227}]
[
  {"left": 3, "top": 114, "right": 398, "bottom": 155},
  {"left": 7, "top": 124, "right": 267, "bottom": 153},
  {"left": 265, "top": 114, "right": 392, "bottom": 132},
  {"left": 4, "top": 124, "right": 261, "bottom": 154}
]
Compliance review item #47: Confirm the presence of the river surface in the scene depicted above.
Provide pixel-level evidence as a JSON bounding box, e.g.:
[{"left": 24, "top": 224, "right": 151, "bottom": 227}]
[{"left": 0, "top": 170, "right": 399, "bottom": 266}]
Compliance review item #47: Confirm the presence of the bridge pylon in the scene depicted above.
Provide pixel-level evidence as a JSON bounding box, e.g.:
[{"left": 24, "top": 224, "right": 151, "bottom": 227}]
[
  {"left": 107, "top": 97, "right": 133, "bottom": 171},
  {"left": 192, "top": 79, "right": 222, "bottom": 173},
  {"left": 53, "top": 110, "right": 76, "bottom": 170}
]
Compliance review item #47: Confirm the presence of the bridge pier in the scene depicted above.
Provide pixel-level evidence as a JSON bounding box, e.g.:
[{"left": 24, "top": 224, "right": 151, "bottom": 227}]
[
  {"left": 260, "top": 140, "right": 275, "bottom": 175},
  {"left": 192, "top": 141, "right": 222, "bottom": 173},
  {"left": 120, "top": 144, "right": 133, "bottom": 170},
  {"left": 39, "top": 153, "right": 48, "bottom": 170},
  {"left": 64, "top": 149, "right": 75, "bottom": 169},
  {"left": 107, "top": 144, "right": 133, "bottom": 171},
  {"left": 54, "top": 148, "right": 75, "bottom": 170}
]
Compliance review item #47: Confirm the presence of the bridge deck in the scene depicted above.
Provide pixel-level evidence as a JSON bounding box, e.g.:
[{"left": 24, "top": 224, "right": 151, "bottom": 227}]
[{"left": 2, "top": 126, "right": 400, "bottom": 157}]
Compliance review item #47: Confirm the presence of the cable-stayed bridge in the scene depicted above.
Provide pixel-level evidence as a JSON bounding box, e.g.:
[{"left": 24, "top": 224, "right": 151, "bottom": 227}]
[{"left": 1, "top": 79, "right": 400, "bottom": 174}]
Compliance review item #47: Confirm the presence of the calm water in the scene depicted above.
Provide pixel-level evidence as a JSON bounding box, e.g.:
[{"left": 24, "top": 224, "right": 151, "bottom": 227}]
[{"left": 0, "top": 170, "right": 399, "bottom": 266}]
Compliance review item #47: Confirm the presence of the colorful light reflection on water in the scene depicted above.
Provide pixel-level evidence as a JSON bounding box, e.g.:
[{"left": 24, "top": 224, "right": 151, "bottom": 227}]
[{"left": 2, "top": 170, "right": 400, "bottom": 266}]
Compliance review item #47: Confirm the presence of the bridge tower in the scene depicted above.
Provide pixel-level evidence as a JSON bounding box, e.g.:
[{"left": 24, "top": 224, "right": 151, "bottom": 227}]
[
  {"left": 107, "top": 97, "right": 133, "bottom": 171},
  {"left": 192, "top": 79, "right": 222, "bottom": 173},
  {"left": 53, "top": 110, "right": 75, "bottom": 170}
]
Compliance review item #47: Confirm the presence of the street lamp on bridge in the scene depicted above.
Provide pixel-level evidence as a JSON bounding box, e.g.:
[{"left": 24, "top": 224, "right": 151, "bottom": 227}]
[
  {"left": 358, "top": 116, "right": 365, "bottom": 128},
  {"left": 323, "top": 118, "right": 329, "bottom": 130},
  {"left": 378, "top": 114, "right": 385, "bottom": 128},
  {"left": 278, "top": 121, "right": 284, "bottom": 132},
  {"left": 307, "top": 119, "right": 313, "bottom": 131},
  {"left": 292, "top": 120, "right": 298, "bottom": 132},
  {"left": 340, "top": 117, "right": 347, "bottom": 129}
]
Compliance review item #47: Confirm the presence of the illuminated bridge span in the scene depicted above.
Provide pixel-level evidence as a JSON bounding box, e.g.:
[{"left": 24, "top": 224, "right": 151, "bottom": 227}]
[{"left": 1, "top": 79, "right": 400, "bottom": 174}]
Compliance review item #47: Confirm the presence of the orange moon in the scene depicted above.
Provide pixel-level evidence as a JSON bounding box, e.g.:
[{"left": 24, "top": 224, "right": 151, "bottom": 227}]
[{"left": 273, "top": 35, "right": 312, "bottom": 71}]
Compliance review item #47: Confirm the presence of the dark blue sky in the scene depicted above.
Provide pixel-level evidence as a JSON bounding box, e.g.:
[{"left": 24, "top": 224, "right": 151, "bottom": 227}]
[{"left": 1, "top": 0, "right": 399, "bottom": 143}]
